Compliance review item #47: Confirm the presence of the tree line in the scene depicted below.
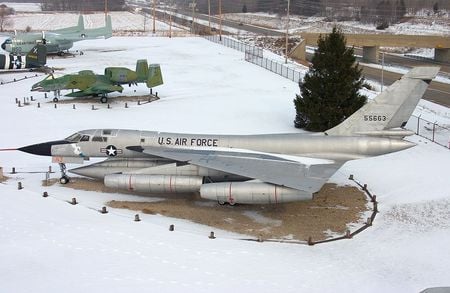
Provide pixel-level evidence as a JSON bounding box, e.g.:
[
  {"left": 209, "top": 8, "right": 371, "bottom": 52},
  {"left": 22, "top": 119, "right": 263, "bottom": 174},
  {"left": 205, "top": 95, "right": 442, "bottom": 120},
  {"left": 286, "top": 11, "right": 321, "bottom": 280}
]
[
  {"left": 180, "top": 0, "right": 448, "bottom": 24},
  {"left": 39, "top": 0, "right": 125, "bottom": 11}
]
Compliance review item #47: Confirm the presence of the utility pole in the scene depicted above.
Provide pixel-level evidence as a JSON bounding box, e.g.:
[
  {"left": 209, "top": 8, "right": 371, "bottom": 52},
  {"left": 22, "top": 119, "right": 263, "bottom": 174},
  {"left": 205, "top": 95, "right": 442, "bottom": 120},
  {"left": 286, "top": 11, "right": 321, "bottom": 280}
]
[
  {"left": 190, "top": 0, "right": 196, "bottom": 34},
  {"left": 381, "top": 51, "right": 385, "bottom": 92},
  {"left": 285, "top": 0, "right": 290, "bottom": 64},
  {"left": 104, "top": 0, "right": 108, "bottom": 22},
  {"left": 143, "top": 12, "right": 147, "bottom": 32},
  {"left": 169, "top": 0, "right": 172, "bottom": 38},
  {"left": 152, "top": 0, "right": 156, "bottom": 34},
  {"left": 219, "top": 0, "right": 222, "bottom": 41},
  {"left": 208, "top": 0, "right": 211, "bottom": 33}
]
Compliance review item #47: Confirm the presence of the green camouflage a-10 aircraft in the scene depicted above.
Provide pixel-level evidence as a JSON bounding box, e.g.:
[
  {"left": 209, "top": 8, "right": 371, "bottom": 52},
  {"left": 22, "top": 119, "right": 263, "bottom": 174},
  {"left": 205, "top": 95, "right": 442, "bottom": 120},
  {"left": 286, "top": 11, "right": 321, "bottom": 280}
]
[
  {"left": 1, "top": 15, "right": 112, "bottom": 55},
  {"left": 31, "top": 60, "right": 163, "bottom": 103}
]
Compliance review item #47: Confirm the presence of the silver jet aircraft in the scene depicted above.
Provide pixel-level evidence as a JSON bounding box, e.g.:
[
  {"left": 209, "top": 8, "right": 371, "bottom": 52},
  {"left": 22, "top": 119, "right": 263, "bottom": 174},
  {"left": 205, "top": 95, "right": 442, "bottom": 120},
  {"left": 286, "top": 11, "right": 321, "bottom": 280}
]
[{"left": 16, "top": 67, "right": 439, "bottom": 205}]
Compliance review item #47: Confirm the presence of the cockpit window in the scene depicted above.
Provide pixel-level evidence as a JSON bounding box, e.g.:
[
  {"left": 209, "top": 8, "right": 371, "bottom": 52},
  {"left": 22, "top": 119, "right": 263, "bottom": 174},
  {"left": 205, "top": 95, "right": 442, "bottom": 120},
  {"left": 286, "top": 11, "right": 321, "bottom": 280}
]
[
  {"left": 5, "top": 39, "right": 12, "bottom": 44},
  {"left": 102, "top": 129, "right": 112, "bottom": 135},
  {"left": 65, "top": 133, "right": 82, "bottom": 142},
  {"left": 80, "top": 135, "right": 90, "bottom": 142},
  {"left": 92, "top": 136, "right": 107, "bottom": 142}
]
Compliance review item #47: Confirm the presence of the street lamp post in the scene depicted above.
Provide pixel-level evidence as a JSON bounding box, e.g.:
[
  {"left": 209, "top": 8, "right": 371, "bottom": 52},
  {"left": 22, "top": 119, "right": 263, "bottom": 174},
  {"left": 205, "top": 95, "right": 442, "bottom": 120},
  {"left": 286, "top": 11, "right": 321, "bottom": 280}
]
[
  {"left": 285, "top": 0, "right": 290, "bottom": 64},
  {"left": 381, "top": 52, "right": 385, "bottom": 92}
]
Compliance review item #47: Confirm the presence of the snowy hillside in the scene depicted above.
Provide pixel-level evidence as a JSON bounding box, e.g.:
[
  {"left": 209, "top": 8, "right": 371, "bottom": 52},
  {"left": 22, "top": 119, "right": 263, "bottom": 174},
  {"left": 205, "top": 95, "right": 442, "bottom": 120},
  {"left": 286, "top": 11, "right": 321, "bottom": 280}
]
[
  {"left": 0, "top": 35, "right": 449, "bottom": 293},
  {"left": 1, "top": 4, "right": 450, "bottom": 291}
]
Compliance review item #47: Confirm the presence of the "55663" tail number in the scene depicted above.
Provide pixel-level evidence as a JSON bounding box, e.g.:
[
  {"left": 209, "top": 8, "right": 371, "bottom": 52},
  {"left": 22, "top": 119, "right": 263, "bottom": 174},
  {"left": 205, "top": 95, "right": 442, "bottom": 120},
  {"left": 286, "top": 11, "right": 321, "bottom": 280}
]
[{"left": 364, "top": 115, "right": 387, "bottom": 122}]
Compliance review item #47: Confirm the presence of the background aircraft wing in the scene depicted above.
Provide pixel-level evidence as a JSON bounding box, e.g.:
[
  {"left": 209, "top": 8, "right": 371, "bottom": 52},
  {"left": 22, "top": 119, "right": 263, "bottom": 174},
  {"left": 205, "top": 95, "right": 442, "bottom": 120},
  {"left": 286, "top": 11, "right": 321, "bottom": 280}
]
[
  {"left": 90, "top": 83, "right": 122, "bottom": 93},
  {"left": 129, "top": 146, "right": 344, "bottom": 193}
]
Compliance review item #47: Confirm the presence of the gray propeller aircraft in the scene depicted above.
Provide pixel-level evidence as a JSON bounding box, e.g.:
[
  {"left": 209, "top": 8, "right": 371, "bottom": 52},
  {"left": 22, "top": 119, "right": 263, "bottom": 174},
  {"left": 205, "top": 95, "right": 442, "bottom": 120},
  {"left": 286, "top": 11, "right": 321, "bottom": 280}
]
[
  {"left": 14, "top": 67, "right": 439, "bottom": 205},
  {"left": 1, "top": 15, "right": 112, "bottom": 55},
  {"left": 30, "top": 60, "right": 163, "bottom": 103},
  {"left": 0, "top": 44, "right": 46, "bottom": 70}
]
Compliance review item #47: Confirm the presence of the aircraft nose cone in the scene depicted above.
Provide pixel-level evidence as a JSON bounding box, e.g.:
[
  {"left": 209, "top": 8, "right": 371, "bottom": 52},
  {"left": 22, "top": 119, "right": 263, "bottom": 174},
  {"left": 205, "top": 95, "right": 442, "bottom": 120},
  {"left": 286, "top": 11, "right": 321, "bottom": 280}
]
[
  {"left": 1, "top": 42, "right": 5, "bottom": 50},
  {"left": 18, "top": 140, "right": 71, "bottom": 156}
]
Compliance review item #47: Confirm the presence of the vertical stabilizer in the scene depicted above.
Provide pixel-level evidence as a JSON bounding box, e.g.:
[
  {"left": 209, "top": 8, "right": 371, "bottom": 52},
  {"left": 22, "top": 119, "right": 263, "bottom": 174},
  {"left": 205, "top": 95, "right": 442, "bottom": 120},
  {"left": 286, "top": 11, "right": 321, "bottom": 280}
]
[
  {"left": 136, "top": 60, "right": 149, "bottom": 82},
  {"left": 26, "top": 44, "right": 47, "bottom": 68},
  {"left": 52, "top": 15, "right": 85, "bottom": 33},
  {"left": 78, "top": 15, "right": 112, "bottom": 39},
  {"left": 325, "top": 67, "right": 440, "bottom": 136},
  {"left": 147, "top": 64, "right": 163, "bottom": 88}
]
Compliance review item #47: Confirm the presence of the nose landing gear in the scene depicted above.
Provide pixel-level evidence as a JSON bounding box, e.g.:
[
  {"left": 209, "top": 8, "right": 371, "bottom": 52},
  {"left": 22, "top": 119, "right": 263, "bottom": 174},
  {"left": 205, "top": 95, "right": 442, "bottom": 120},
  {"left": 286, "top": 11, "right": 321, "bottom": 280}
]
[{"left": 58, "top": 163, "right": 70, "bottom": 184}]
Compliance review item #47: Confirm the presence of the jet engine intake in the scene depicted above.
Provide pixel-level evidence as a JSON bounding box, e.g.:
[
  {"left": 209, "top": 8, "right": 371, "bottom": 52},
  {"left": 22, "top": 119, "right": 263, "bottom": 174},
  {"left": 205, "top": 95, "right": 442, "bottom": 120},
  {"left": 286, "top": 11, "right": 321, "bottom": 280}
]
[{"left": 200, "top": 182, "right": 312, "bottom": 204}]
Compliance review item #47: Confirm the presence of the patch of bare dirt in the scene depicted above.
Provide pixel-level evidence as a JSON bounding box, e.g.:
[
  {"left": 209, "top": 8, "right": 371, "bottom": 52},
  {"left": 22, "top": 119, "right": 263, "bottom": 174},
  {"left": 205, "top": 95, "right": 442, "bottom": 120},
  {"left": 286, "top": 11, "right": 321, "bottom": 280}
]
[{"left": 47, "top": 177, "right": 368, "bottom": 241}]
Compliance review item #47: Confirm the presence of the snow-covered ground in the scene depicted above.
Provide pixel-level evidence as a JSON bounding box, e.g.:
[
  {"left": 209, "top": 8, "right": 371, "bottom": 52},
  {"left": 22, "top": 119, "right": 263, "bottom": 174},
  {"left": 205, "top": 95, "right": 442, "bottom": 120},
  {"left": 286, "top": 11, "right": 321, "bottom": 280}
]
[
  {"left": 0, "top": 35, "right": 449, "bottom": 293},
  {"left": 1, "top": 5, "right": 450, "bottom": 292},
  {"left": 1, "top": 10, "right": 184, "bottom": 33}
]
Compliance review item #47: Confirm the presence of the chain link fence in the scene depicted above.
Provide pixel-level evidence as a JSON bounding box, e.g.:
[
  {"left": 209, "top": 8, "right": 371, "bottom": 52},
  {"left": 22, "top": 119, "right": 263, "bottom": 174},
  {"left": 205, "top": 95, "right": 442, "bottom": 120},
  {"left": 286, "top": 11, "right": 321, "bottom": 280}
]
[
  {"left": 204, "top": 36, "right": 449, "bottom": 150},
  {"left": 406, "top": 115, "right": 450, "bottom": 149},
  {"left": 204, "top": 35, "right": 303, "bottom": 83}
]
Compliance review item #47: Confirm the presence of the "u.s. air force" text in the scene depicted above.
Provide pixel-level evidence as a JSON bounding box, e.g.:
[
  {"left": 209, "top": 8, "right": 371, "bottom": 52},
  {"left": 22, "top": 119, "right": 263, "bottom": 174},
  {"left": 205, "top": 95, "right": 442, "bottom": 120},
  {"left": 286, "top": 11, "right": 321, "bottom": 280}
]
[{"left": 157, "top": 137, "right": 219, "bottom": 147}]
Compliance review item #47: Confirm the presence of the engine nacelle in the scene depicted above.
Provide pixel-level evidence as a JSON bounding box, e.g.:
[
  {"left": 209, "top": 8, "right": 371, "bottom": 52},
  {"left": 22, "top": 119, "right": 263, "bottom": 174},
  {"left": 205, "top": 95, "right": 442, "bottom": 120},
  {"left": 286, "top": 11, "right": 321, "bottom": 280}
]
[
  {"left": 104, "top": 68, "right": 137, "bottom": 83},
  {"left": 200, "top": 182, "right": 312, "bottom": 204},
  {"left": 104, "top": 174, "right": 203, "bottom": 193}
]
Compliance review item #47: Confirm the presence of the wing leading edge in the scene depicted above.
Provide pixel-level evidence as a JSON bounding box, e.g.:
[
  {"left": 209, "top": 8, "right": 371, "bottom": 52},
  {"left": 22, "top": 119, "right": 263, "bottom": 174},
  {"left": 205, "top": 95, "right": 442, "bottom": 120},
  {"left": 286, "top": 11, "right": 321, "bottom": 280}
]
[{"left": 128, "top": 146, "right": 343, "bottom": 193}]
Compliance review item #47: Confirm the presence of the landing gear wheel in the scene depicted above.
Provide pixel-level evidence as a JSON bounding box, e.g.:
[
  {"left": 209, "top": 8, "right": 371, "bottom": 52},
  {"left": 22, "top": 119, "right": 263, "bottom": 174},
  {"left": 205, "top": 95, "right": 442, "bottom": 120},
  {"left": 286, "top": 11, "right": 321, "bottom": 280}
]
[
  {"left": 218, "top": 200, "right": 226, "bottom": 205},
  {"left": 53, "top": 97, "right": 59, "bottom": 102},
  {"left": 229, "top": 201, "right": 236, "bottom": 206},
  {"left": 100, "top": 96, "right": 108, "bottom": 103},
  {"left": 59, "top": 176, "right": 70, "bottom": 184}
]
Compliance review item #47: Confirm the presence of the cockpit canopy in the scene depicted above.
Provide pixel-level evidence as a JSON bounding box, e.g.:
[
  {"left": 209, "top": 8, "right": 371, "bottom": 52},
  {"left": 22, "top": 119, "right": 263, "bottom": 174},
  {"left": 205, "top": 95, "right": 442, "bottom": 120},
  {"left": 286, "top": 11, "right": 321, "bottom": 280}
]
[{"left": 65, "top": 129, "right": 118, "bottom": 143}]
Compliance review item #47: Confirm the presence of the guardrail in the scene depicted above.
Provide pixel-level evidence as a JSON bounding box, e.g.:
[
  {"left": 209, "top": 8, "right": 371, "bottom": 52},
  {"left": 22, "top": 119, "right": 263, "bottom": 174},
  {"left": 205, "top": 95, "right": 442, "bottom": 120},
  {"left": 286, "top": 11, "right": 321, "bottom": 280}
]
[{"left": 204, "top": 35, "right": 449, "bottom": 150}]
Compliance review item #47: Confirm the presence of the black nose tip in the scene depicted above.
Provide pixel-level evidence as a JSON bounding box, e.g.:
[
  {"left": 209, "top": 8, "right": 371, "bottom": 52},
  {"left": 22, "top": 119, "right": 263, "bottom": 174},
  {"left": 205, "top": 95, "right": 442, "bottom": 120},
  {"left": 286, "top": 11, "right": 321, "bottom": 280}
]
[
  {"left": 1, "top": 42, "right": 5, "bottom": 50},
  {"left": 18, "top": 140, "right": 71, "bottom": 156}
]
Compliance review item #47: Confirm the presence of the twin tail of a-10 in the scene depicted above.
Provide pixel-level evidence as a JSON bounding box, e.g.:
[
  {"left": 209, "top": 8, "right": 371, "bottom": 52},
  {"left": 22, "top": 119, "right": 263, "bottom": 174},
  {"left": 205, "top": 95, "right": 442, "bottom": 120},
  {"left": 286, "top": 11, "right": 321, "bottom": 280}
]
[
  {"left": 13, "top": 67, "right": 439, "bottom": 205},
  {"left": 31, "top": 60, "right": 163, "bottom": 103}
]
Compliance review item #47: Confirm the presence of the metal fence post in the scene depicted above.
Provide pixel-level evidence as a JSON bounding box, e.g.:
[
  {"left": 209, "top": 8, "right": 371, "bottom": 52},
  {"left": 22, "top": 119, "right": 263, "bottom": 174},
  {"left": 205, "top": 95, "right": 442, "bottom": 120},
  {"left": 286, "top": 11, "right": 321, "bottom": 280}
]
[
  {"left": 416, "top": 115, "right": 421, "bottom": 135},
  {"left": 432, "top": 121, "right": 436, "bottom": 142}
]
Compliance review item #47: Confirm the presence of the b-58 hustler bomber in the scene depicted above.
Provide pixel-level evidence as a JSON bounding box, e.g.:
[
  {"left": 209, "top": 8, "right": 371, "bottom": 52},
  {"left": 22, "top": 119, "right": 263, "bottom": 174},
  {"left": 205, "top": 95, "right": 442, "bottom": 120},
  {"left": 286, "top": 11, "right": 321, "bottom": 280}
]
[
  {"left": 31, "top": 60, "right": 163, "bottom": 103},
  {"left": 15, "top": 67, "right": 439, "bottom": 205}
]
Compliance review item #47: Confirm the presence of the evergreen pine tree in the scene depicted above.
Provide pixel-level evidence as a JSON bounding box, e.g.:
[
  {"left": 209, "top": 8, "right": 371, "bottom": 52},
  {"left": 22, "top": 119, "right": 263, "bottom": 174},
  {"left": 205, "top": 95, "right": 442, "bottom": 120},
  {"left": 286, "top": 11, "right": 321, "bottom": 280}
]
[{"left": 293, "top": 26, "right": 367, "bottom": 132}]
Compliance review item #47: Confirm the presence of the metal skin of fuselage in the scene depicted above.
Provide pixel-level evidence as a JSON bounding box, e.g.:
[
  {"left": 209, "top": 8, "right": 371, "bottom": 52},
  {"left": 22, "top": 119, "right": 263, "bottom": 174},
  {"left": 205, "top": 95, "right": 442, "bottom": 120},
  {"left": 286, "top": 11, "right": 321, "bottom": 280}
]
[
  {"left": 18, "top": 129, "right": 414, "bottom": 203},
  {"left": 0, "top": 44, "right": 47, "bottom": 70},
  {"left": 15, "top": 66, "right": 440, "bottom": 205},
  {"left": 1, "top": 15, "right": 112, "bottom": 55},
  {"left": 30, "top": 60, "right": 163, "bottom": 102}
]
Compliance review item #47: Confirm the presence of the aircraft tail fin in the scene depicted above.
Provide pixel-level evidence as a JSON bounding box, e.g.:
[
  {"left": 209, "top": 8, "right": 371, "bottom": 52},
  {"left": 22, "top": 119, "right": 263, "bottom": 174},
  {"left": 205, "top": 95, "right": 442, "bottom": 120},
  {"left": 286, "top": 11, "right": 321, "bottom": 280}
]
[
  {"left": 325, "top": 66, "right": 440, "bottom": 137},
  {"left": 26, "top": 44, "right": 47, "bottom": 67},
  {"left": 77, "top": 15, "right": 112, "bottom": 40},
  {"left": 104, "top": 15, "right": 113, "bottom": 39},
  {"left": 136, "top": 59, "right": 149, "bottom": 81},
  {"left": 52, "top": 15, "right": 85, "bottom": 33},
  {"left": 77, "top": 14, "right": 85, "bottom": 31},
  {"left": 147, "top": 64, "right": 163, "bottom": 88}
]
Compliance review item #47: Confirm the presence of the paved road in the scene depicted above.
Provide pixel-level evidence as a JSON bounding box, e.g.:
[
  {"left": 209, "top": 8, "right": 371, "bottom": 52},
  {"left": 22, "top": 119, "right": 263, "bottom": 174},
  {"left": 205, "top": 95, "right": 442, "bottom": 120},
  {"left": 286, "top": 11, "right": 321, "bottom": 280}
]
[
  {"left": 304, "top": 52, "right": 450, "bottom": 107},
  {"left": 137, "top": 4, "right": 450, "bottom": 107},
  {"left": 361, "top": 66, "right": 450, "bottom": 107},
  {"left": 192, "top": 11, "right": 450, "bottom": 107}
]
